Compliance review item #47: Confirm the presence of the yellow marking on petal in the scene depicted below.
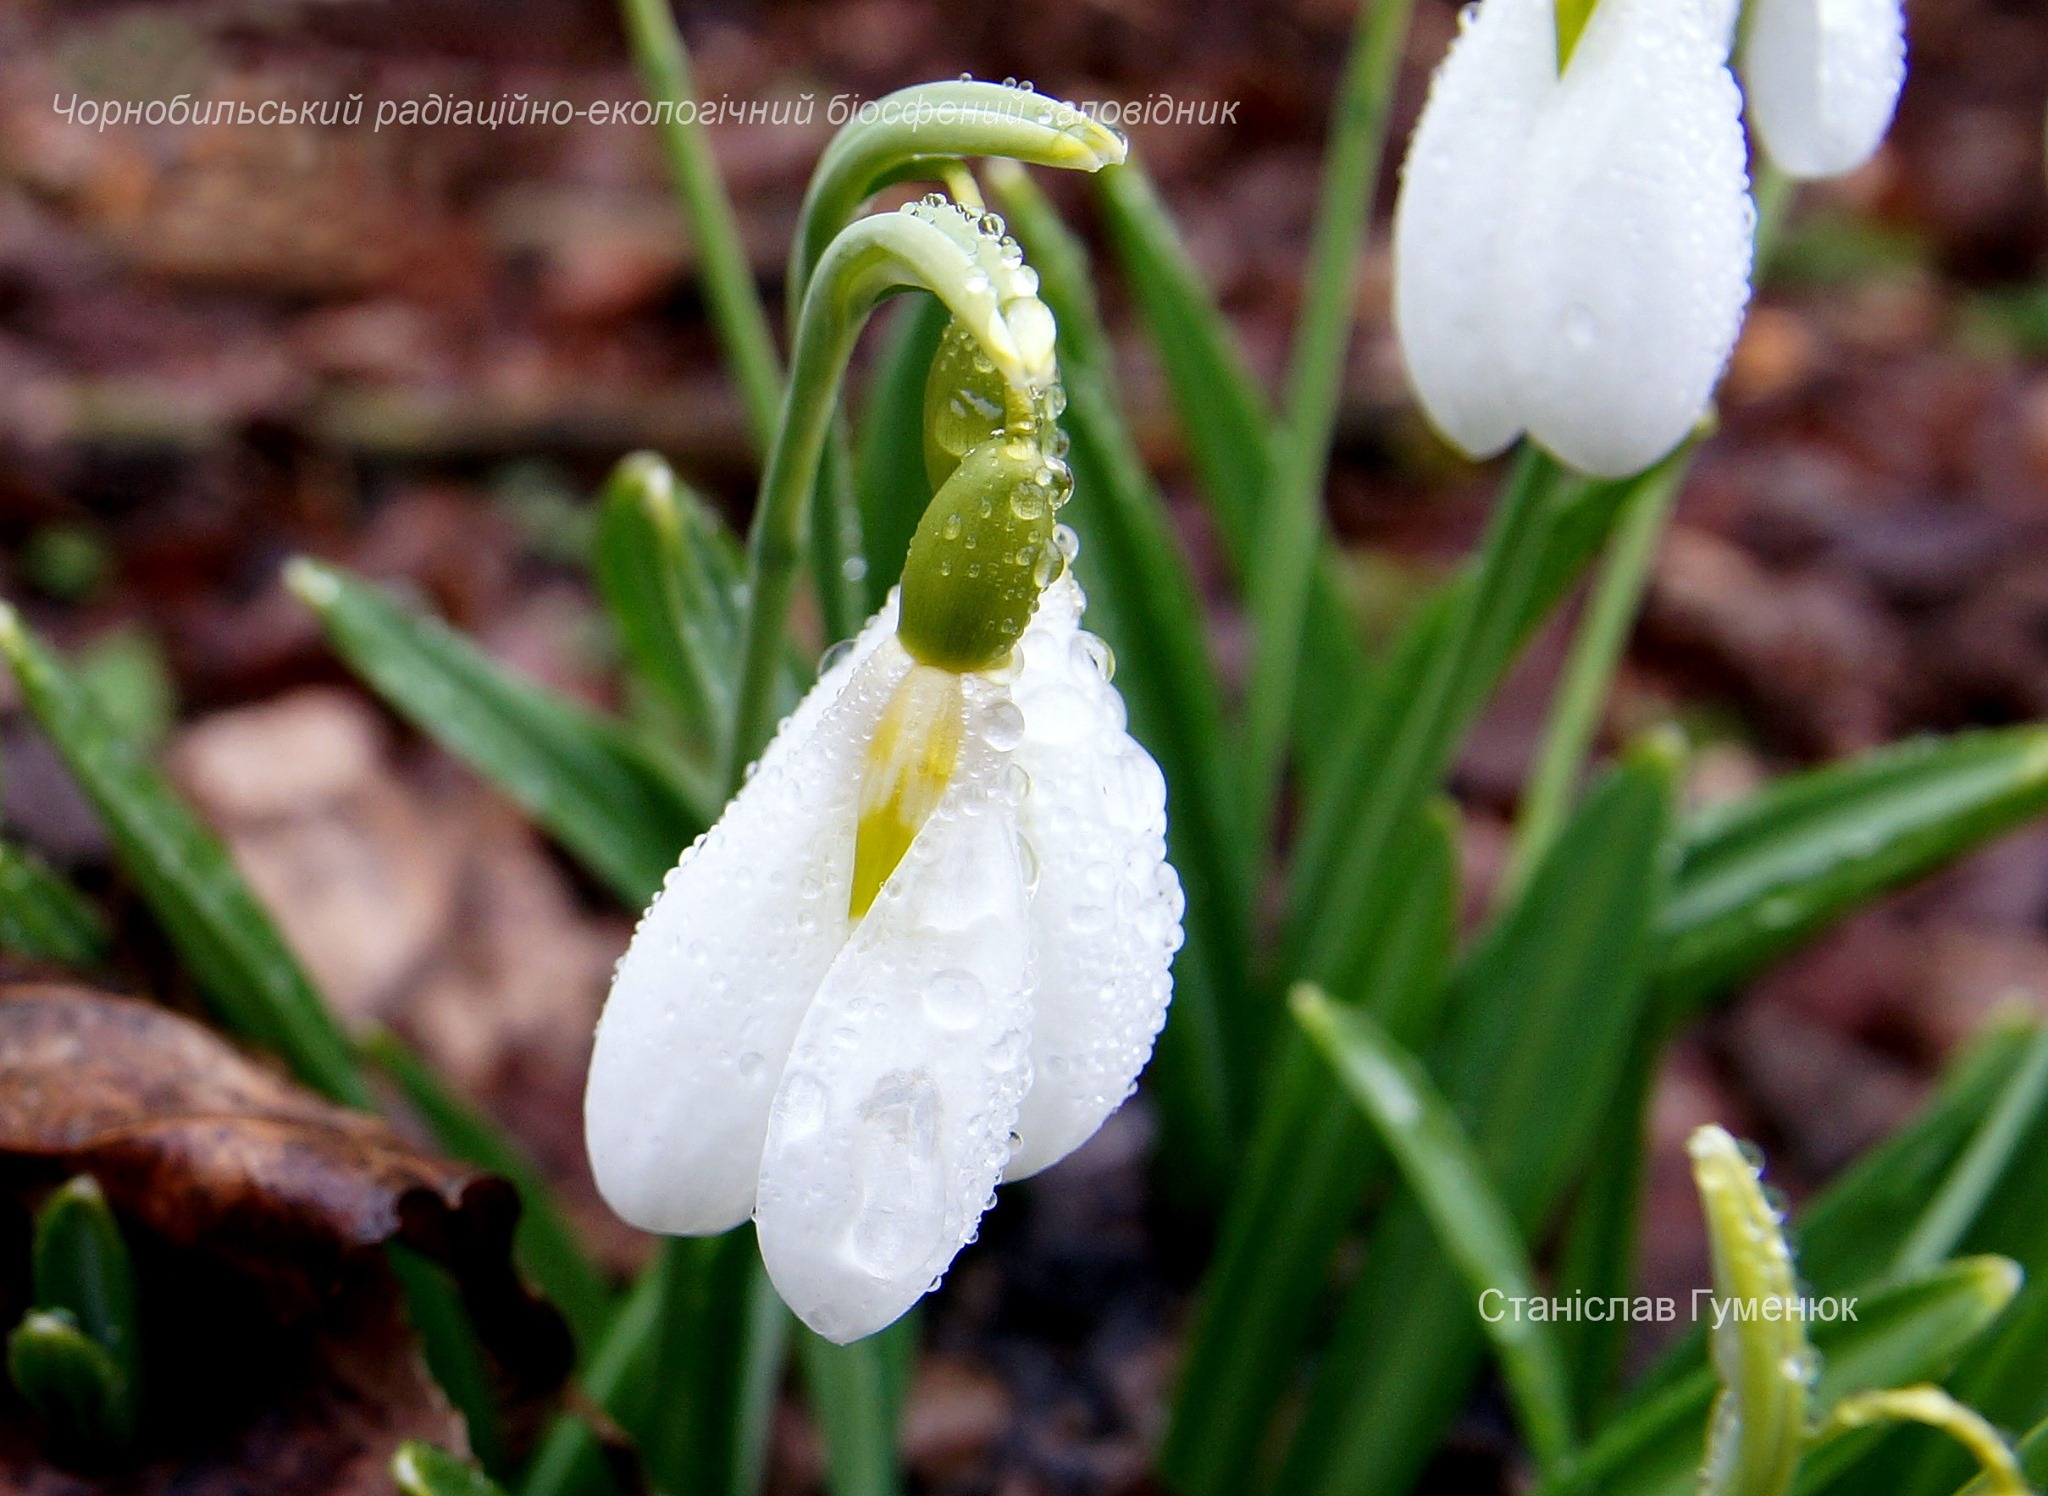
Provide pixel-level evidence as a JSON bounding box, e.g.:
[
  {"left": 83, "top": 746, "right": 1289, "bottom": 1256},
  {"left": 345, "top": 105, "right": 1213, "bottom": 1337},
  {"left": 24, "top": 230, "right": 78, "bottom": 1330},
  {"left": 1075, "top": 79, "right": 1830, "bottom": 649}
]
[
  {"left": 1555, "top": 0, "right": 1598, "bottom": 70},
  {"left": 851, "top": 665, "right": 966, "bottom": 920}
]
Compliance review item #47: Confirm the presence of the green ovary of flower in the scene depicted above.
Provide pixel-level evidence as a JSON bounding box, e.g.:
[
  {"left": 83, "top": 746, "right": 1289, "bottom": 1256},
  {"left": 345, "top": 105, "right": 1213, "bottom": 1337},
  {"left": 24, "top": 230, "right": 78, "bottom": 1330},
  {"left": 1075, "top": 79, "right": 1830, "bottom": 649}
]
[{"left": 897, "top": 433, "right": 1067, "bottom": 673}]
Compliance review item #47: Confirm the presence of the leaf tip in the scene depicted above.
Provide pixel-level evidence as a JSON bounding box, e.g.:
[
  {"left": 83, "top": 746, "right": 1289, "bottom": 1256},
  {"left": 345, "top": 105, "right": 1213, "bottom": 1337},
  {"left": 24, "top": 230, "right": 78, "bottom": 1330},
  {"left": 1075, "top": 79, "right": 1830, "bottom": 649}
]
[{"left": 282, "top": 556, "right": 340, "bottom": 610}]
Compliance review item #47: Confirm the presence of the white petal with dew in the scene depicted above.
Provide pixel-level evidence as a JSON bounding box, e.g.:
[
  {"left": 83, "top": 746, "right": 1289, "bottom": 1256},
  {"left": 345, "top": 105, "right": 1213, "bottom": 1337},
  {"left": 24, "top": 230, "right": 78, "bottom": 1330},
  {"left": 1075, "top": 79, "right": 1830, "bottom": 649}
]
[
  {"left": 754, "top": 683, "right": 1034, "bottom": 1343},
  {"left": 1743, "top": 0, "right": 1906, "bottom": 180},
  {"left": 1003, "top": 574, "right": 1181, "bottom": 1179},
  {"left": 1503, "top": 0, "right": 1752, "bottom": 476},
  {"left": 585, "top": 603, "right": 906, "bottom": 1236},
  {"left": 1391, "top": 0, "right": 1556, "bottom": 462}
]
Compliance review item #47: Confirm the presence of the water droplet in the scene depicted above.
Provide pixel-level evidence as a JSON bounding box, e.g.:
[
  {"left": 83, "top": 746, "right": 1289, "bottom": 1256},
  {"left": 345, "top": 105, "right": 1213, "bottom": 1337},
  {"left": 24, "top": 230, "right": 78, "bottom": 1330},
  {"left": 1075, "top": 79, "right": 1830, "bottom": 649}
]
[
  {"left": 819, "top": 638, "right": 857, "bottom": 674},
  {"left": 923, "top": 968, "right": 986, "bottom": 1030},
  {"left": 1073, "top": 633, "right": 1114, "bottom": 680},
  {"left": 1031, "top": 544, "right": 1063, "bottom": 588},
  {"left": 850, "top": 1071, "right": 946, "bottom": 1277},
  {"left": 1053, "top": 524, "right": 1081, "bottom": 562},
  {"left": 982, "top": 700, "right": 1025, "bottom": 750},
  {"left": 774, "top": 1072, "right": 829, "bottom": 1137},
  {"left": 737, "top": 1050, "right": 766, "bottom": 1079}
]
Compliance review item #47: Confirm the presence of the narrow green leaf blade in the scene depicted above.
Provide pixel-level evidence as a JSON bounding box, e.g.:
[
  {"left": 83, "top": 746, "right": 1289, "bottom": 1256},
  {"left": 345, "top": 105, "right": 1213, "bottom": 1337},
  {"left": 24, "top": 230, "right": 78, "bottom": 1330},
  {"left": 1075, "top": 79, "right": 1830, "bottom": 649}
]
[
  {"left": 1092, "top": 157, "right": 1368, "bottom": 773},
  {"left": 801, "top": 1316, "right": 915, "bottom": 1496},
  {"left": 0, "top": 839, "right": 107, "bottom": 966},
  {"left": 1278, "top": 736, "right": 1680, "bottom": 1496},
  {"left": 592, "top": 452, "right": 738, "bottom": 760},
  {"left": 0, "top": 602, "right": 363, "bottom": 1104},
  {"left": 288, "top": 559, "right": 704, "bottom": 907},
  {"left": 1294, "top": 986, "right": 1577, "bottom": 1471},
  {"left": 1660, "top": 728, "right": 2048, "bottom": 1011},
  {"left": 1162, "top": 803, "right": 1458, "bottom": 1496}
]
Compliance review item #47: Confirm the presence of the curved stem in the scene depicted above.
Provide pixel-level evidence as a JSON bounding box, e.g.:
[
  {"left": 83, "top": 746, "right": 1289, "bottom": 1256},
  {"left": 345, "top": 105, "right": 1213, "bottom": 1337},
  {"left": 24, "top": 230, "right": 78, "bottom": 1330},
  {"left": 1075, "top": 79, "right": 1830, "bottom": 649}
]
[
  {"left": 723, "top": 211, "right": 1058, "bottom": 789},
  {"left": 788, "top": 80, "right": 1124, "bottom": 322}
]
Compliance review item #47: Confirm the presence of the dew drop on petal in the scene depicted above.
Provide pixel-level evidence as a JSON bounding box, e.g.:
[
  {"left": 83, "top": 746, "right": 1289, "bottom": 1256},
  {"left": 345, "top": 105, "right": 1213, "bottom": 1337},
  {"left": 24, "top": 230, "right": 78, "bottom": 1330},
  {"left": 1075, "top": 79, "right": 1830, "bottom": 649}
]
[
  {"left": 849, "top": 1070, "right": 947, "bottom": 1278},
  {"left": 774, "top": 1071, "right": 829, "bottom": 1138},
  {"left": 922, "top": 968, "right": 986, "bottom": 1031}
]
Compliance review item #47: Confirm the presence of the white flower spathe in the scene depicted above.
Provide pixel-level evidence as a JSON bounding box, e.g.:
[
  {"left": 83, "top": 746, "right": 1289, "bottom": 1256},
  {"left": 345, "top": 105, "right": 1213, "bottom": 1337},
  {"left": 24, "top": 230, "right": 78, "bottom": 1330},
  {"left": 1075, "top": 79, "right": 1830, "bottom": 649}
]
[
  {"left": 1742, "top": 0, "right": 1906, "bottom": 179},
  {"left": 1392, "top": 0, "right": 1754, "bottom": 477},
  {"left": 584, "top": 571, "right": 1182, "bottom": 1343}
]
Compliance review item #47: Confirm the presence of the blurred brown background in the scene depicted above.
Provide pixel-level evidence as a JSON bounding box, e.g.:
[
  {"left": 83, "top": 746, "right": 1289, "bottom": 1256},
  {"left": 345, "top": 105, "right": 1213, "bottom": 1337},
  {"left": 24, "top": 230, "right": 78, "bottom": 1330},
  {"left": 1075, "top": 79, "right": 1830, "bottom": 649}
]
[{"left": 2, "top": 0, "right": 2047, "bottom": 1489}]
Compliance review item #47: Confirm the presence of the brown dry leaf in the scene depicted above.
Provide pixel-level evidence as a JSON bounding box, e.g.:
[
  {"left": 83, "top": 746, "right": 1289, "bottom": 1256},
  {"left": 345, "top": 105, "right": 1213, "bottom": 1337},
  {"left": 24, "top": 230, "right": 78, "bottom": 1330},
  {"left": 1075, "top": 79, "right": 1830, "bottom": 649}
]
[{"left": 0, "top": 982, "right": 570, "bottom": 1388}]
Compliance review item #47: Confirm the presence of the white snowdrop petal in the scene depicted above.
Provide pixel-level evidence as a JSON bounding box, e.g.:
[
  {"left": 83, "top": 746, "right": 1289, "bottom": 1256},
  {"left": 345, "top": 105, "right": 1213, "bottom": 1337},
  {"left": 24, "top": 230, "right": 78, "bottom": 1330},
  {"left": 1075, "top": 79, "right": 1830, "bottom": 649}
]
[
  {"left": 584, "top": 603, "right": 907, "bottom": 1237},
  {"left": 1743, "top": 0, "right": 1906, "bottom": 180},
  {"left": 754, "top": 697, "right": 1034, "bottom": 1343},
  {"left": 1503, "top": 0, "right": 1753, "bottom": 476},
  {"left": 1003, "top": 575, "right": 1181, "bottom": 1179},
  {"left": 1391, "top": 0, "right": 1556, "bottom": 461}
]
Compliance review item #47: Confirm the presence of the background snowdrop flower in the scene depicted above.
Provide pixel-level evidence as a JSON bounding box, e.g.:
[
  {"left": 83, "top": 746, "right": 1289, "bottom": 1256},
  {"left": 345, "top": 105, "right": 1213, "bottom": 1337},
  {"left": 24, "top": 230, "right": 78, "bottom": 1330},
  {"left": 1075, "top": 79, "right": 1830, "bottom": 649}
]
[
  {"left": 586, "top": 366, "right": 1182, "bottom": 1341},
  {"left": 1742, "top": 0, "right": 1907, "bottom": 179},
  {"left": 1392, "top": 0, "right": 1754, "bottom": 477}
]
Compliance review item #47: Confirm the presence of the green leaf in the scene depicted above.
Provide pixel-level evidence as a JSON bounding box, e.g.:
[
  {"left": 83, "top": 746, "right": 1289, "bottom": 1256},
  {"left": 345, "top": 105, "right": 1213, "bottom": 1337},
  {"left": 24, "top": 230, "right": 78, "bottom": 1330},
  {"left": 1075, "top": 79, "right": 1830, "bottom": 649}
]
[
  {"left": 1277, "top": 736, "right": 1680, "bottom": 1496},
  {"left": 1287, "top": 456, "right": 1645, "bottom": 999},
  {"left": 31, "top": 1176, "right": 139, "bottom": 1394},
  {"left": 520, "top": 1264, "right": 666, "bottom": 1496},
  {"left": 395, "top": 1441, "right": 511, "bottom": 1496},
  {"left": 7, "top": 1309, "right": 134, "bottom": 1453},
  {"left": 389, "top": 1246, "right": 508, "bottom": 1475},
  {"left": 639, "top": 1232, "right": 789, "bottom": 1496},
  {"left": 0, "top": 602, "right": 364, "bottom": 1104},
  {"left": 1239, "top": 0, "right": 1420, "bottom": 844},
  {"left": 989, "top": 160, "right": 1253, "bottom": 1184},
  {"left": 854, "top": 292, "right": 951, "bottom": 603},
  {"left": 1543, "top": 1257, "right": 2022, "bottom": 1496},
  {"left": 1659, "top": 728, "right": 2048, "bottom": 1012},
  {"left": 1091, "top": 158, "right": 1366, "bottom": 777},
  {"left": 1163, "top": 803, "right": 1458, "bottom": 1496},
  {"left": 1621, "top": 1017, "right": 2046, "bottom": 1414},
  {"left": 1293, "top": 985, "right": 1576, "bottom": 1472},
  {"left": 800, "top": 1316, "right": 915, "bottom": 1496},
  {"left": 287, "top": 559, "right": 705, "bottom": 907},
  {"left": 0, "top": 839, "right": 107, "bottom": 966},
  {"left": 361, "top": 1030, "right": 614, "bottom": 1358},
  {"left": 1091, "top": 159, "right": 1270, "bottom": 525},
  {"left": 592, "top": 452, "right": 740, "bottom": 762},
  {"left": 1691, "top": 1126, "right": 1810, "bottom": 1496},
  {"left": 617, "top": 0, "right": 780, "bottom": 447}
]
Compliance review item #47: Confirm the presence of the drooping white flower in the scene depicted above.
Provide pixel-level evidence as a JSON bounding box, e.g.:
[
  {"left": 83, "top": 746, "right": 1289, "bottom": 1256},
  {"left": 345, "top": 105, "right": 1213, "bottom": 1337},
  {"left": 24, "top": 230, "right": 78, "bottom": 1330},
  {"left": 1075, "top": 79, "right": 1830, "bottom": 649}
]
[
  {"left": 1741, "top": 0, "right": 1907, "bottom": 180},
  {"left": 584, "top": 557, "right": 1182, "bottom": 1344},
  {"left": 1392, "top": 0, "right": 1754, "bottom": 477}
]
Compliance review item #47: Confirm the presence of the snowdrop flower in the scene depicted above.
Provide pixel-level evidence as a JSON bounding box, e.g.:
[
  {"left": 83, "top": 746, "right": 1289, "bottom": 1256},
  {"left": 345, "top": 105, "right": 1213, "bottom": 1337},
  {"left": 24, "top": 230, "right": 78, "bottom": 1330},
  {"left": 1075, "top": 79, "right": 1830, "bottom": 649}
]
[
  {"left": 1741, "top": 0, "right": 1907, "bottom": 179},
  {"left": 1393, "top": 0, "right": 1754, "bottom": 477},
  {"left": 585, "top": 329, "right": 1182, "bottom": 1343}
]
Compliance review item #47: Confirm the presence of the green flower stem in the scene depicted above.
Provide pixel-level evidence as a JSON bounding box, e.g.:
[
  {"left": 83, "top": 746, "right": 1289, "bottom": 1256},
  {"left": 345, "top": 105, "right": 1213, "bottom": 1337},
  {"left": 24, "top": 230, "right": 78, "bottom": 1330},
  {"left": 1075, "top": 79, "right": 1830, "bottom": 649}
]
[
  {"left": 1500, "top": 162, "right": 1798, "bottom": 897},
  {"left": 1499, "top": 454, "right": 1685, "bottom": 903},
  {"left": 618, "top": 0, "right": 783, "bottom": 448},
  {"left": 725, "top": 208, "right": 1056, "bottom": 785},
  {"left": 787, "top": 80, "right": 1125, "bottom": 321},
  {"left": 1241, "top": 0, "right": 1420, "bottom": 856}
]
